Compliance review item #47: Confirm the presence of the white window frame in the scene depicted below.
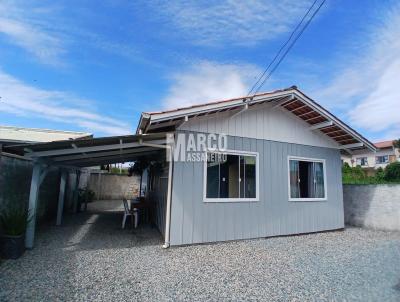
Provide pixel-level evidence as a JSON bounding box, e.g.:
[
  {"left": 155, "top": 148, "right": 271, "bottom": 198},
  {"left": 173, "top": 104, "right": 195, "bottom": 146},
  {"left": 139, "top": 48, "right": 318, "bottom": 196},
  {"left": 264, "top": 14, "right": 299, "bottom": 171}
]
[
  {"left": 203, "top": 149, "right": 259, "bottom": 203},
  {"left": 287, "top": 156, "right": 327, "bottom": 202}
]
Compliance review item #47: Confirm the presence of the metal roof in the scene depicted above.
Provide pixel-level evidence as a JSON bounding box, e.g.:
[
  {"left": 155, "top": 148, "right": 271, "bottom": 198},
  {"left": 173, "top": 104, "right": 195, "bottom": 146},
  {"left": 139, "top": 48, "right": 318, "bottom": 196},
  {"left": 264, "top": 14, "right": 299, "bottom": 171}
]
[
  {"left": 0, "top": 125, "right": 92, "bottom": 144},
  {"left": 3, "top": 133, "right": 168, "bottom": 168},
  {"left": 136, "top": 86, "right": 376, "bottom": 153}
]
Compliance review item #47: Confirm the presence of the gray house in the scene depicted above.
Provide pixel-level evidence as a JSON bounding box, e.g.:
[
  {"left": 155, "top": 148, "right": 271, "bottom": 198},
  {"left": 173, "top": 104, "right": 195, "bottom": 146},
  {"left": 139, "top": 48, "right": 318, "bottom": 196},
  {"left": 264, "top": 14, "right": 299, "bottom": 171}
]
[
  {"left": 137, "top": 86, "right": 376, "bottom": 246},
  {"left": 4, "top": 86, "right": 376, "bottom": 249}
]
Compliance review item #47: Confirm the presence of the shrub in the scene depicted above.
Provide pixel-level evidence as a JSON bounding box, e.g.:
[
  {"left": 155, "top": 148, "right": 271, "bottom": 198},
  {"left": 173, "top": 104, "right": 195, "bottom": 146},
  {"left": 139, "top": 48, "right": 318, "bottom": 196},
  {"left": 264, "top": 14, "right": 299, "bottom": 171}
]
[
  {"left": 0, "top": 206, "right": 30, "bottom": 236},
  {"left": 385, "top": 162, "right": 400, "bottom": 181},
  {"left": 375, "top": 167, "right": 385, "bottom": 181},
  {"left": 78, "top": 188, "right": 96, "bottom": 204}
]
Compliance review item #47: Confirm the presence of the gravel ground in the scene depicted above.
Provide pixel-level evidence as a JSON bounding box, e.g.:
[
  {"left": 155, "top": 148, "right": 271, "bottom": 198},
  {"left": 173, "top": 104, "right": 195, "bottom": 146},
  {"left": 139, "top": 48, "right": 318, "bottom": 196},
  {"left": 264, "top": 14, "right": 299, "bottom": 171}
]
[{"left": 1, "top": 201, "right": 399, "bottom": 302}]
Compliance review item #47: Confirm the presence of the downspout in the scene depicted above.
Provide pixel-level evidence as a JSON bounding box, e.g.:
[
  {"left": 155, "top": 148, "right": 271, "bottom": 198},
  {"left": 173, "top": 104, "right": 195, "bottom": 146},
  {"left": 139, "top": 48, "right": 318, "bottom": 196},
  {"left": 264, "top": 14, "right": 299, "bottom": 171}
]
[{"left": 139, "top": 138, "right": 173, "bottom": 249}]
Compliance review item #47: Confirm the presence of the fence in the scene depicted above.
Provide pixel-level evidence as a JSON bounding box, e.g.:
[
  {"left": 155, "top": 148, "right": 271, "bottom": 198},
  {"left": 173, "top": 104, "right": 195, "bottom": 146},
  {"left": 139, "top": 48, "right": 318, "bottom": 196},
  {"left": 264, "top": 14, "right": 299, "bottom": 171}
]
[{"left": 343, "top": 184, "right": 400, "bottom": 231}]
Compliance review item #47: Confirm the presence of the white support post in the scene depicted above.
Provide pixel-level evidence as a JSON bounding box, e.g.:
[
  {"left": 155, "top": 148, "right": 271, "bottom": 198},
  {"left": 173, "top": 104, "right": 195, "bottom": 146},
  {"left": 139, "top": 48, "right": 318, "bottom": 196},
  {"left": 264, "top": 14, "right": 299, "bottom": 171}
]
[
  {"left": 56, "top": 170, "right": 67, "bottom": 226},
  {"left": 163, "top": 149, "right": 173, "bottom": 248},
  {"left": 25, "top": 164, "right": 42, "bottom": 249},
  {"left": 72, "top": 170, "right": 81, "bottom": 213}
]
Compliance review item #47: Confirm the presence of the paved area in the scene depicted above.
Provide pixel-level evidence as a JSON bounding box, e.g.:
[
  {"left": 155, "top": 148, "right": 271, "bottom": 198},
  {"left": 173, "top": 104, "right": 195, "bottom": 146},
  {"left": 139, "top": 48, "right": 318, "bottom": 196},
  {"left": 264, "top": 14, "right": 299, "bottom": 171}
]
[{"left": 1, "top": 200, "right": 399, "bottom": 301}]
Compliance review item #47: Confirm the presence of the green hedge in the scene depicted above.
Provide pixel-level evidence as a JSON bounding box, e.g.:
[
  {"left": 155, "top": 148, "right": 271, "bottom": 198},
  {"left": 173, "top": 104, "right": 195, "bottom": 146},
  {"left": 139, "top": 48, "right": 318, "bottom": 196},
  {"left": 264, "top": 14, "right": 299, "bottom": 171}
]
[{"left": 342, "top": 162, "right": 400, "bottom": 185}]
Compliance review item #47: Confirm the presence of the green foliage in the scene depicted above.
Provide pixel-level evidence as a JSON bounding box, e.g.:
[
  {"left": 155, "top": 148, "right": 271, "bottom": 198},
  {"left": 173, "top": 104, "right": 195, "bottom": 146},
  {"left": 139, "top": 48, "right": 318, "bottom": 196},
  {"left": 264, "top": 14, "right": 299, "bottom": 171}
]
[
  {"left": 0, "top": 206, "right": 30, "bottom": 236},
  {"left": 110, "top": 167, "right": 129, "bottom": 174},
  {"left": 392, "top": 139, "right": 400, "bottom": 149},
  {"left": 375, "top": 167, "right": 385, "bottom": 181},
  {"left": 78, "top": 188, "right": 96, "bottom": 204},
  {"left": 342, "top": 162, "right": 400, "bottom": 184},
  {"left": 384, "top": 162, "right": 400, "bottom": 181}
]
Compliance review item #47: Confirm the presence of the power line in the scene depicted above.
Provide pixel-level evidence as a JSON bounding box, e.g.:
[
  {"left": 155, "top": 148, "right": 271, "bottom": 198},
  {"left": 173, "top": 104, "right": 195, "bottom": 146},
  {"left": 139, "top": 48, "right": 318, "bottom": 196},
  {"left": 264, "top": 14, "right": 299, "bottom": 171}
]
[
  {"left": 247, "top": 0, "right": 319, "bottom": 96},
  {"left": 249, "top": 0, "right": 327, "bottom": 96}
]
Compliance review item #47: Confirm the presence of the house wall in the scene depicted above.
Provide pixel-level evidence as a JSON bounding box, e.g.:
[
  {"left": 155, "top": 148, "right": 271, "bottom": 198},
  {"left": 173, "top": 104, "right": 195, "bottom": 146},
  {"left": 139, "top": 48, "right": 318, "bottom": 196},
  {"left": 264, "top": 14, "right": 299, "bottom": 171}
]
[
  {"left": 169, "top": 131, "right": 344, "bottom": 246},
  {"left": 148, "top": 166, "right": 169, "bottom": 236},
  {"left": 342, "top": 148, "right": 398, "bottom": 169},
  {"left": 179, "top": 102, "right": 340, "bottom": 149}
]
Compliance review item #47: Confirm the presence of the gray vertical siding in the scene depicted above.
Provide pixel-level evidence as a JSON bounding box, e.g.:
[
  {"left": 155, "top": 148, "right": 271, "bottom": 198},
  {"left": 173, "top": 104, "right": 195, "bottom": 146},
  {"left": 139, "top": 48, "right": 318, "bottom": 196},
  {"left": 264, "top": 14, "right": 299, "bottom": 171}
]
[
  {"left": 149, "top": 167, "right": 168, "bottom": 237},
  {"left": 169, "top": 131, "right": 344, "bottom": 246}
]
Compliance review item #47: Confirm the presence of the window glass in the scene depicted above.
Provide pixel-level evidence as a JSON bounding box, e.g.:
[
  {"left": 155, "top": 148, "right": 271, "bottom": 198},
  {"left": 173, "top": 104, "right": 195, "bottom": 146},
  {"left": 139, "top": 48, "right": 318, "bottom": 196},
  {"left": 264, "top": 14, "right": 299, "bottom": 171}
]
[
  {"left": 244, "top": 156, "right": 256, "bottom": 198},
  {"left": 219, "top": 155, "right": 239, "bottom": 198},
  {"left": 289, "top": 159, "right": 325, "bottom": 199},
  {"left": 205, "top": 152, "right": 257, "bottom": 200},
  {"left": 376, "top": 155, "right": 389, "bottom": 164},
  {"left": 206, "top": 162, "right": 219, "bottom": 198},
  {"left": 356, "top": 157, "right": 368, "bottom": 166}
]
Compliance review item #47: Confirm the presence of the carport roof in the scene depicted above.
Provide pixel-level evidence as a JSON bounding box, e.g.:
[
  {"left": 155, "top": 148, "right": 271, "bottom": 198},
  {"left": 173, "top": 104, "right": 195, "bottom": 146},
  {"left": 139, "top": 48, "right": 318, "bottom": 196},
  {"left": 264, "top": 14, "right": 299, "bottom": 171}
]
[{"left": 3, "top": 132, "right": 168, "bottom": 168}]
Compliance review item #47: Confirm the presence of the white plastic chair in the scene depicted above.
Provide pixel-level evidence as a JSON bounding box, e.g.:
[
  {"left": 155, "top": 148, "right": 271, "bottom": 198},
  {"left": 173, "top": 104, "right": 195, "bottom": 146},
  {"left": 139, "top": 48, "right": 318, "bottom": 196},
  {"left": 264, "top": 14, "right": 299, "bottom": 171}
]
[{"left": 122, "top": 198, "right": 138, "bottom": 229}]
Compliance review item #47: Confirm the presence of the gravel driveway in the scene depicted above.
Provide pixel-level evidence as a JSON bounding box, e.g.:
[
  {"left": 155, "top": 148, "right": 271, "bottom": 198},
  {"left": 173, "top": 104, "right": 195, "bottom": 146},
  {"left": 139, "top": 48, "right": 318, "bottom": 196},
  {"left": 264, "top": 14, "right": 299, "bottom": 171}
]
[{"left": 1, "top": 201, "right": 399, "bottom": 301}]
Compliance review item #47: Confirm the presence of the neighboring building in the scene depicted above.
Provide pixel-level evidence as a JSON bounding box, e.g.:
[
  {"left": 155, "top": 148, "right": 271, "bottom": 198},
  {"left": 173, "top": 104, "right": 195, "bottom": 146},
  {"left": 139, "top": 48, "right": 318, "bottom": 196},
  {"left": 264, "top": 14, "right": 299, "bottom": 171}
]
[
  {"left": 342, "top": 140, "right": 399, "bottom": 169},
  {"left": 3, "top": 87, "right": 376, "bottom": 248},
  {"left": 0, "top": 125, "right": 92, "bottom": 146}
]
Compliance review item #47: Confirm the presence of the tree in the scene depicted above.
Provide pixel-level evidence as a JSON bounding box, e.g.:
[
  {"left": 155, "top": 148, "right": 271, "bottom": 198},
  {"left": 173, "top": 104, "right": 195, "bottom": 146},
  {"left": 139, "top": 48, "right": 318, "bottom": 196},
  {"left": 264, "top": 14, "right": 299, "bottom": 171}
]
[{"left": 393, "top": 139, "right": 400, "bottom": 149}]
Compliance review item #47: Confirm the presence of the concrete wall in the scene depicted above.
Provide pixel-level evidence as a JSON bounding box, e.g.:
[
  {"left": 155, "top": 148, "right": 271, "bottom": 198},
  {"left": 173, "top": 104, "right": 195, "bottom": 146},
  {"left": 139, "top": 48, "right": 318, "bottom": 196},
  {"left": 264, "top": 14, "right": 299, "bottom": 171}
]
[
  {"left": 343, "top": 184, "right": 400, "bottom": 231},
  {"left": 170, "top": 131, "right": 344, "bottom": 246},
  {"left": 0, "top": 153, "right": 62, "bottom": 224},
  {"left": 88, "top": 173, "right": 140, "bottom": 200}
]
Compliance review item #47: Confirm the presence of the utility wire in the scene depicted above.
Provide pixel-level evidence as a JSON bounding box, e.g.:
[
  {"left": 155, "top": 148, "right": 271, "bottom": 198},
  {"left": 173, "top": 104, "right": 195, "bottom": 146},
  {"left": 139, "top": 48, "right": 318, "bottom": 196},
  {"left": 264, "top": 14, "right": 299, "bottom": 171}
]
[
  {"left": 249, "top": 0, "right": 327, "bottom": 96},
  {"left": 247, "top": 0, "right": 319, "bottom": 96}
]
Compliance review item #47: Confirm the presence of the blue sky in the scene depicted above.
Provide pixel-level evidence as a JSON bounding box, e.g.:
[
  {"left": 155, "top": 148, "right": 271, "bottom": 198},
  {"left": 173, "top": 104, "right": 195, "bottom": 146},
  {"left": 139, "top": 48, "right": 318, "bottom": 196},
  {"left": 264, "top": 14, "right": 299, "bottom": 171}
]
[{"left": 0, "top": 0, "right": 399, "bottom": 141}]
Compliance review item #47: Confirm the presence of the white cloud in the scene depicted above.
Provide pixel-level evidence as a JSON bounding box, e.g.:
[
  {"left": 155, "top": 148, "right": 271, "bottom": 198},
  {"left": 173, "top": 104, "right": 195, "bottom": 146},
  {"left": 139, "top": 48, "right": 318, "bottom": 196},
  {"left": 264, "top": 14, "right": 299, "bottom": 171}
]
[
  {"left": 149, "top": 0, "right": 312, "bottom": 46},
  {"left": 0, "top": 1, "right": 65, "bottom": 65},
  {"left": 313, "top": 3, "right": 400, "bottom": 139},
  {"left": 0, "top": 69, "right": 131, "bottom": 136},
  {"left": 162, "top": 61, "right": 260, "bottom": 109}
]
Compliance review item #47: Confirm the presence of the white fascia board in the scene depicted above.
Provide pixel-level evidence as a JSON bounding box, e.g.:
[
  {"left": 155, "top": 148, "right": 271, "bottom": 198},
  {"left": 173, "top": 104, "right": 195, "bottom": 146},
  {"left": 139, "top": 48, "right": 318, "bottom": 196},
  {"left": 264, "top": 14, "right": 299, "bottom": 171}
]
[
  {"left": 27, "top": 139, "right": 166, "bottom": 158},
  {"left": 53, "top": 146, "right": 156, "bottom": 162},
  {"left": 149, "top": 91, "right": 295, "bottom": 123}
]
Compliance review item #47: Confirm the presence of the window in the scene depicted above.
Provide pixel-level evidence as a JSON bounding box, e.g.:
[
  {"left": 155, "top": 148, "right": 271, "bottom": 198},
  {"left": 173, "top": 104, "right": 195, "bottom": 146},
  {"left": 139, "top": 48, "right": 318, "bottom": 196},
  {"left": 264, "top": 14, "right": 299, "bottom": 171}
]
[
  {"left": 356, "top": 157, "right": 368, "bottom": 166},
  {"left": 375, "top": 155, "right": 389, "bottom": 164},
  {"left": 288, "top": 157, "right": 327, "bottom": 201},
  {"left": 204, "top": 151, "right": 258, "bottom": 202}
]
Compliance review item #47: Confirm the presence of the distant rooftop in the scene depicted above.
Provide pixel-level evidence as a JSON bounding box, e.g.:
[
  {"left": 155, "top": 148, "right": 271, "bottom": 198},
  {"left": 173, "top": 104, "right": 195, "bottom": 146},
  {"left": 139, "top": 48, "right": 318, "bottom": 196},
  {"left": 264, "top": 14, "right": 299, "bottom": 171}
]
[
  {"left": 0, "top": 125, "right": 92, "bottom": 145},
  {"left": 374, "top": 140, "right": 394, "bottom": 149}
]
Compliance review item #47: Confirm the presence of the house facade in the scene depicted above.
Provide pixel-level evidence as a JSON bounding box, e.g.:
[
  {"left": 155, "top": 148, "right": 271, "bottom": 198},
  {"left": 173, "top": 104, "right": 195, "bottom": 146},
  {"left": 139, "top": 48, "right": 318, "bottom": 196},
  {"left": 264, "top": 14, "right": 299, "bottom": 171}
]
[
  {"left": 342, "top": 140, "right": 399, "bottom": 169},
  {"left": 2, "top": 87, "right": 376, "bottom": 248},
  {"left": 137, "top": 87, "right": 376, "bottom": 246}
]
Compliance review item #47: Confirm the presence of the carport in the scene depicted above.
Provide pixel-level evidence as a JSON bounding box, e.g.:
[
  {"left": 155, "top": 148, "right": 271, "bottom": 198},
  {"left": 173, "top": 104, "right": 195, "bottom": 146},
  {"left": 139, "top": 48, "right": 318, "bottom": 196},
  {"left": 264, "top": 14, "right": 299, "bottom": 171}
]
[{"left": 3, "top": 133, "right": 173, "bottom": 249}]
